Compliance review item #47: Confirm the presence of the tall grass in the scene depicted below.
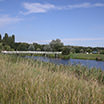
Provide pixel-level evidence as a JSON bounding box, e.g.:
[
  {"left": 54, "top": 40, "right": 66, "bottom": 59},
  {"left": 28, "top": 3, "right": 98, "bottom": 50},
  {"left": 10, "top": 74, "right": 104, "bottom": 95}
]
[{"left": 0, "top": 54, "right": 104, "bottom": 104}]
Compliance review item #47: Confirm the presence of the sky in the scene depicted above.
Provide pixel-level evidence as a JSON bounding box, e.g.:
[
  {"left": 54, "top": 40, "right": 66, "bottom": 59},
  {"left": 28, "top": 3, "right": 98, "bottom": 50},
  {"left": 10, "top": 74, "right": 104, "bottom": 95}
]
[{"left": 0, "top": 0, "right": 104, "bottom": 47}]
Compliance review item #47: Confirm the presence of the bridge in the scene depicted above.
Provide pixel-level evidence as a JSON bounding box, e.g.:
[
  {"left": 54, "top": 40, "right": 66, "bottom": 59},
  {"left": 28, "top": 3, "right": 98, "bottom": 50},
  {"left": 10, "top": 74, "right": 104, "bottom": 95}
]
[{"left": 1, "top": 51, "right": 62, "bottom": 55}]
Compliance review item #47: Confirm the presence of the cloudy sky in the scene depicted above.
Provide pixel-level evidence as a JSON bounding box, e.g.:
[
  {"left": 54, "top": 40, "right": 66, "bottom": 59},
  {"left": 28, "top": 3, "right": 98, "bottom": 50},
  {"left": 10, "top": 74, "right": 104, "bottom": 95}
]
[{"left": 0, "top": 0, "right": 104, "bottom": 47}]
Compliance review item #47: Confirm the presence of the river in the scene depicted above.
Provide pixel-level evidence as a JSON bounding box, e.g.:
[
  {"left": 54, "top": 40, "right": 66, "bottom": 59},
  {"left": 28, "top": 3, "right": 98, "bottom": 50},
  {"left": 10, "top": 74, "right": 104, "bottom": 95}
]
[{"left": 25, "top": 56, "right": 104, "bottom": 70}]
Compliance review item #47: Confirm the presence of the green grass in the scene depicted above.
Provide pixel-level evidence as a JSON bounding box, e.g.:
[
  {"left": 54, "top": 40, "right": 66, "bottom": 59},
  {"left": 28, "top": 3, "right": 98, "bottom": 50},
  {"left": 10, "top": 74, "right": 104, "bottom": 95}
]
[
  {"left": 0, "top": 54, "right": 104, "bottom": 104},
  {"left": 70, "top": 53, "right": 104, "bottom": 61}
]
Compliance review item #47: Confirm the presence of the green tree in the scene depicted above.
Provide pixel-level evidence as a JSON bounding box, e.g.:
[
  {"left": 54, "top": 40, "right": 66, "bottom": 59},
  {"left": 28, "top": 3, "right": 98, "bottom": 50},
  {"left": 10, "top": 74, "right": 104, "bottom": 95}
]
[
  {"left": 80, "top": 49, "right": 84, "bottom": 53},
  {"left": 62, "top": 47, "right": 70, "bottom": 55},
  {"left": 49, "top": 39, "right": 64, "bottom": 51},
  {"left": 86, "top": 48, "right": 92, "bottom": 53},
  {"left": 75, "top": 48, "right": 80, "bottom": 53},
  {"left": 17, "top": 43, "right": 29, "bottom": 51},
  {"left": 3, "top": 33, "right": 8, "bottom": 45},
  {"left": 12, "top": 35, "right": 15, "bottom": 43},
  {"left": 100, "top": 50, "right": 104, "bottom": 54},
  {"left": 36, "top": 48, "right": 41, "bottom": 51},
  {"left": 3, "top": 45, "right": 12, "bottom": 51},
  {"left": 0, "top": 34, "right": 2, "bottom": 43},
  {"left": 43, "top": 45, "right": 52, "bottom": 51},
  {"left": 33, "top": 43, "right": 42, "bottom": 51},
  {"left": 28, "top": 44, "right": 35, "bottom": 51},
  {"left": 0, "top": 43, "right": 3, "bottom": 52},
  {"left": 70, "top": 48, "right": 75, "bottom": 53},
  {"left": 7, "top": 35, "right": 15, "bottom": 48}
]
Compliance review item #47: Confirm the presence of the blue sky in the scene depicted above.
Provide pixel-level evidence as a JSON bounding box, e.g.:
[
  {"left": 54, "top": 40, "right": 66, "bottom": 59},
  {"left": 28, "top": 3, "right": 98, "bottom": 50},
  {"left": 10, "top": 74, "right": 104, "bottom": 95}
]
[{"left": 0, "top": 0, "right": 104, "bottom": 47}]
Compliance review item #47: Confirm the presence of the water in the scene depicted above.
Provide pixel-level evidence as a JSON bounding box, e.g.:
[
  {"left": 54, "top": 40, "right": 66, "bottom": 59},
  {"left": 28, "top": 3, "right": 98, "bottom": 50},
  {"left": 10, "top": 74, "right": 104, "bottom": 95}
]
[{"left": 26, "top": 56, "right": 104, "bottom": 70}]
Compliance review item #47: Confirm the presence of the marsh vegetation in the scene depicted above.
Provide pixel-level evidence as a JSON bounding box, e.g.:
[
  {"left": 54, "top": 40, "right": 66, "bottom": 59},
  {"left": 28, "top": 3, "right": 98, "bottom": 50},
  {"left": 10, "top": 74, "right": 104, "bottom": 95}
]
[{"left": 0, "top": 54, "right": 104, "bottom": 104}]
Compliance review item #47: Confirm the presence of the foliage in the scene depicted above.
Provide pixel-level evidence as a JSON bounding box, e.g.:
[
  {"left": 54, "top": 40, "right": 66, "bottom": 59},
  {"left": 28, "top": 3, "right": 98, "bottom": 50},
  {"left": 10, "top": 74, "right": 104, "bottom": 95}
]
[
  {"left": 0, "top": 33, "right": 15, "bottom": 51},
  {"left": 62, "top": 47, "right": 70, "bottom": 55},
  {"left": 0, "top": 33, "right": 104, "bottom": 55},
  {"left": 2, "top": 33, "right": 8, "bottom": 45},
  {"left": 49, "top": 39, "right": 64, "bottom": 51},
  {"left": 3, "top": 45, "right": 13, "bottom": 51},
  {"left": 0, "top": 34, "right": 2, "bottom": 43},
  {"left": 70, "top": 48, "right": 75, "bottom": 53},
  {"left": 0, "top": 43, "right": 3, "bottom": 52},
  {"left": 36, "top": 48, "right": 41, "bottom": 51},
  {"left": 33, "top": 43, "right": 42, "bottom": 51},
  {"left": 100, "top": 50, "right": 104, "bottom": 54},
  {"left": 80, "top": 49, "right": 84, "bottom": 53},
  {"left": 17, "top": 43, "right": 29, "bottom": 51},
  {"left": 43, "top": 45, "right": 52, "bottom": 51},
  {"left": 28, "top": 44, "right": 35, "bottom": 51}
]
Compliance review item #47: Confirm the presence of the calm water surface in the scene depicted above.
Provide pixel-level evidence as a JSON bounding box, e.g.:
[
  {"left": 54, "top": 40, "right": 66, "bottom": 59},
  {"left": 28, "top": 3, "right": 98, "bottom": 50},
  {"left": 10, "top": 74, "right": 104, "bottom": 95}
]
[{"left": 26, "top": 56, "right": 104, "bottom": 70}]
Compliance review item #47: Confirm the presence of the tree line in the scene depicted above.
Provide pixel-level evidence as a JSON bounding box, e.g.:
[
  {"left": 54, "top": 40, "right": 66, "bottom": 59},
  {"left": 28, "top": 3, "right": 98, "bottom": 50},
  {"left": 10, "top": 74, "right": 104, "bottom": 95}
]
[{"left": 0, "top": 33, "right": 104, "bottom": 55}]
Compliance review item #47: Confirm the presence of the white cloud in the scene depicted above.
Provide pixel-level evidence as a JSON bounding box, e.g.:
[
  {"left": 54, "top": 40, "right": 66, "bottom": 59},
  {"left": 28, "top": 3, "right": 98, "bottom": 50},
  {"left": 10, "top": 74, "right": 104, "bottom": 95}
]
[
  {"left": 22, "top": 2, "right": 56, "bottom": 15},
  {"left": 0, "top": 15, "right": 22, "bottom": 27},
  {"left": 22, "top": 2, "right": 104, "bottom": 15},
  {"left": 59, "top": 3, "right": 104, "bottom": 10},
  {"left": 93, "top": 3, "right": 104, "bottom": 7},
  {"left": 67, "top": 3, "right": 104, "bottom": 9},
  {"left": 34, "top": 38, "right": 104, "bottom": 47},
  {"left": 62, "top": 38, "right": 104, "bottom": 46},
  {"left": 67, "top": 3, "right": 91, "bottom": 9},
  {"left": 62, "top": 38, "right": 104, "bottom": 41}
]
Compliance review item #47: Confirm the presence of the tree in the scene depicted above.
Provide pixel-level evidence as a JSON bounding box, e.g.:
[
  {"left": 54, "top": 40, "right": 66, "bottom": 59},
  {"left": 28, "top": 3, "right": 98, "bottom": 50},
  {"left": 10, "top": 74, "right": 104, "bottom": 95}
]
[
  {"left": 43, "top": 45, "right": 52, "bottom": 51},
  {"left": 80, "top": 49, "right": 84, "bottom": 53},
  {"left": 36, "top": 48, "right": 41, "bottom": 51},
  {"left": 3, "top": 45, "right": 12, "bottom": 51},
  {"left": 17, "top": 43, "right": 29, "bottom": 51},
  {"left": 62, "top": 47, "right": 70, "bottom": 55},
  {"left": 75, "top": 48, "right": 80, "bottom": 53},
  {"left": 0, "top": 34, "right": 2, "bottom": 43},
  {"left": 70, "top": 48, "right": 75, "bottom": 53},
  {"left": 12, "top": 35, "right": 15, "bottom": 43},
  {"left": 100, "top": 50, "right": 104, "bottom": 54},
  {"left": 28, "top": 44, "right": 35, "bottom": 51},
  {"left": 0, "top": 43, "right": 3, "bottom": 52},
  {"left": 3, "top": 33, "right": 8, "bottom": 45},
  {"left": 86, "top": 48, "right": 92, "bottom": 53},
  {"left": 9, "top": 35, "right": 15, "bottom": 48},
  {"left": 33, "top": 43, "right": 42, "bottom": 51},
  {"left": 49, "top": 39, "right": 64, "bottom": 51}
]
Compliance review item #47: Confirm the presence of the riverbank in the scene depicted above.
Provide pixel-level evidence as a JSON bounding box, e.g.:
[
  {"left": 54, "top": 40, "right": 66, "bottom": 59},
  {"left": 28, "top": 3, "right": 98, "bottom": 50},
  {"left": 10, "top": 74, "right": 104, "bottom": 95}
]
[
  {"left": 25, "top": 56, "right": 104, "bottom": 70},
  {"left": 34, "top": 53, "right": 104, "bottom": 61},
  {"left": 43, "top": 53, "right": 104, "bottom": 60},
  {"left": 2, "top": 52, "right": 104, "bottom": 61},
  {"left": 0, "top": 54, "right": 104, "bottom": 104},
  {"left": 70, "top": 53, "right": 104, "bottom": 61}
]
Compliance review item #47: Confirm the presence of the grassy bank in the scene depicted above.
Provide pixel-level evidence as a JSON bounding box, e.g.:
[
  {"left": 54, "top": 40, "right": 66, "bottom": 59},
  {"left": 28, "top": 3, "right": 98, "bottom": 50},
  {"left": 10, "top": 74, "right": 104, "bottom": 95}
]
[
  {"left": 14, "top": 52, "right": 104, "bottom": 60},
  {"left": 46, "top": 53, "right": 104, "bottom": 60},
  {"left": 70, "top": 53, "right": 104, "bottom": 61},
  {"left": 0, "top": 54, "right": 104, "bottom": 104}
]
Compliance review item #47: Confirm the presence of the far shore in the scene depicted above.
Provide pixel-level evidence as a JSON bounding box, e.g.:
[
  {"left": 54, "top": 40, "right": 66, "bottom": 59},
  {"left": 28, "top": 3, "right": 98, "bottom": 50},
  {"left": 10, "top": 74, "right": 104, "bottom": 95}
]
[{"left": 2, "top": 52, "right": 104, "bottom": 61}]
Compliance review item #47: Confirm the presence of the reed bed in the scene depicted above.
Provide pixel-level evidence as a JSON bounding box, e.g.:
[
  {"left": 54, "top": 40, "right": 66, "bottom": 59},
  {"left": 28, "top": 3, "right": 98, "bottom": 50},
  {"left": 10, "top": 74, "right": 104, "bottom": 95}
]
[{"left": 0, "top": 54, "right": 104, "bottom": 104}]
